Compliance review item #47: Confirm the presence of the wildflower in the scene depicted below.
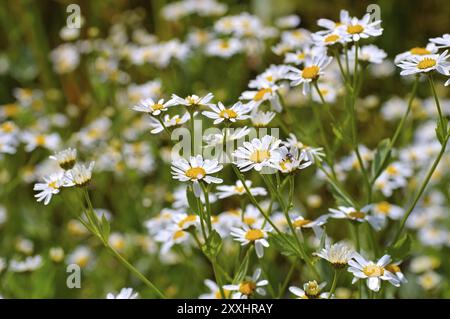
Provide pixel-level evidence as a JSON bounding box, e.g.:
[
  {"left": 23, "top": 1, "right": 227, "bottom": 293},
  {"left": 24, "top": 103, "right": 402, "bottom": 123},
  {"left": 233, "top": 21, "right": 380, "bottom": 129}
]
[
  {"left": 171, "top": 155, "right": 223, "bottom": 197},
  {"left": 275, "top": 15, "right": 301, "bottom": 29},
  {"left": 311, "top": 82, "right": 338, "bottom": 104},
  {"left": 249, "top": 65, "right": 291, "bottom": 89},
  {"left": 49, "top": 247, "right": 65, "bottom": 263},
  {"left": 67, "top": 162, "right": 95, "bottom": 187},
  {"left": 273, "top": 146, "right": 313, "bottom": 173},
  {"left": 132, "top": 98, "right": 174, "bottom": 116},
  {"left": 149, "top": 112, "right": 190, "bottom": 134},
  {"left": 21, "top": 132, "right": 60, "bottom": 152},
  {"left": 173, "top": 213, "right": 200, "bottom": 230},
  {"left": 67, "top": 246, "right": 93, "bottom": 269},
  {"left": 429, "top": 33, "right": 450, "bottom": 48},
  {"left": 155, "top": 225, "right": 191, "bottom": 253},
  {"left": 233, "top": 135, "right": 281, "bottom": 172},
  {"left": 289, "top": 281, "right": 330, "bottom": 299},
  {"left": 240, "top": 85, "right": 283, "bottom": 112},
  {"left": 202, "top": 101, "right": 251, "bottom": 124},
  {"left": 286, "top": 55, "right": 333, "bottom": 94},
  {"left": 106, "top": 288, "right": 139, "bottom": 299},
  {"left": 314, "top": 242, "right": 354, "bottom": 268},
  {"left": 230, "top": 224, "right": 271, "bottom": 258},
  {"left": 284, "top": 133, "right": 325, "bottom": 162},
  {"left": 50, "top": 43, "right": 80, "bottom": 74},
  {"left": 339, "top": 11, "right": 383, "bottom": 42},
  {"left": 205, "top": 38, "right": 243, "bottom": 58},
  {"left": 169, "top": 93, "right": 214, "bottom": 109},
  {"left": 417, "top": 271, "right": 441, "bottom": 290},
  {"left": 199, "top": 280, "right": 231, "bottom": 299},
  {"left": 397, "top": 50, "right": 450, "bottom": 76},
  {"left": 328, "top": 206, "right": 384, "bottom": 230},
  {"left": 312, "top": 31, "right": 352, "bottom": 47},
  {"left": 348, "top": 44, "right": 387, "bottom": 64},
  {"left": 348, "top": 253, "right": 400, "bottom": 292},
  {"left": 251, "top": 111, "right": 276, "bottom": 127},
  {"left": 284, "top": 46, "right": 327, "bottom": 65},
  {"left": 9, "top": 255, "right": 43, "bottom": 272},
  {"left": 50, "top": 148, "right": 77, "bottom": 170},
  {"left": 371, "top": 201, "right": 404, "bottom": 222},
  {"left": 394, "top": 43, "right": 438, "bottom": 64},
  {"left": 34, "top": 172, "right": 73, "bottom": 205},
  {"left": 385, "top": 262, "right": 407, "bottom": 284},
  {"left": 216, "top": 180, "right": 266, "bottom": 199},
  {"left": 223, "top": 268, "right": 268, "bottom": 299}
]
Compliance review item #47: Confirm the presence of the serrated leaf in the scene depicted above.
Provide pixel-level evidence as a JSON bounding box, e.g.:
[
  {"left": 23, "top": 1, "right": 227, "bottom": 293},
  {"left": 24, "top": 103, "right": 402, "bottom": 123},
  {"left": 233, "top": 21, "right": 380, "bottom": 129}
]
[
  {"left": 202, "top": 230, "right": 222, "bottom": 259},
  {"left": 387, "top": 234, "right": 411, "bottom": 260},
  {"left": 269, "top": 233, "right": 301, "bottom": 257}
]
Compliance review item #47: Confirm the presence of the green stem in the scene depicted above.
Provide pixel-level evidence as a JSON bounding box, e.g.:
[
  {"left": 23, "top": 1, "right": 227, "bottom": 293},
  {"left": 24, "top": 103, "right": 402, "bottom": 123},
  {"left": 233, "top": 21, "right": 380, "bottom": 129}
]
[
  {"left": 329, "top": 269, "right": 339, "bottom": 298},
  {"left": 277, "top": 259, "right": 297, "bottom": 298}
]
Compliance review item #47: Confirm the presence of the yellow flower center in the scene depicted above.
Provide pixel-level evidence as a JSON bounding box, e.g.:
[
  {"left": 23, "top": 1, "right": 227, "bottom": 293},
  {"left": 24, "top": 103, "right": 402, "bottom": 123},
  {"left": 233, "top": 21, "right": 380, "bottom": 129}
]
[
  {"left": 239, "top": 281, "right": 256, "bottom": 295},
  {"left": 48, "top": 181, "right": 58, "bottom": 189},
  {"left": 249, "top": 149, "right": 270, "bottom": 163},
  {"left": 325, "top": 34, "right": 340, "bottom": 43},
  {"left": 215, "top": 289, "right": 231, "bottom": 299},
  {"left": 234, "top": 185, "right": 245, "bottom": 193},
  {"left": 348, "top": 211, "right": 366, "bottom": 219},
  {"left": 305, "top": 281, "right": 320, "bottom": 297},
  {"left": 410, "top": 47, "right": 431, "bottom": 55},
  {"left": 244, "top": 217, "right": 256, "bottom": 226},
  {"left": 363, "top": 264, "right": 385, "bottom": 277},
  {"left": 302, "top": 65, "right": 320, "bottom": 79},
  {"left": 1, "top": 122, "right": 14, "bottom": 133},
  {"left": 178, "top": 215, "right": 197, "bottom": 228},
  {"left": 220, "top": 41, "right": 230, "bottom": 49},
  {"left": 293, "top": 219, "right": 311, "bottom": 228},
  {"left": 253, "top": 88, "right": 272, "bottom": 101},
  {"left": 152, "top": 103, "right": 164, "bottom": 111},
  {"left": 185, "top": 167, "right": 206, "bottom": 179},
  {"left": 219, "top": 109, "right": 238, "bottom": 119},
  {"left": 173, "top": 230, "right": 186, "bottom": 240},
  {"left": 297, "top": 52, "right": 306, "bottom": 60},
  {"left": 186, "top": 96, "right": 199, "bottom": 105},
  {"left": 76, "top": 255, "right": 89, "bottom": 268},
  {"left": 265, "top": 75, "right": 273, "bottom": 82},
  {"left": 386, "top": 264, "right": 401, "bottom": 273},
  {"left": 386, "top": 165, "right": 398, "bottom": 175},
  {"left": 35, "top": 135, "right": 46, "bottom": 145},
  {"left": 417, "top": 58, "right": 436, "bottom": 69},
  {"left": 376, "top": 201, "right": 391, "bottom": 215},
  {"left": 245, "top": 229, "right": 264, "bottom": 241},
  {"left": 347, "top": 24, "right": 364, "bottom": 34}
]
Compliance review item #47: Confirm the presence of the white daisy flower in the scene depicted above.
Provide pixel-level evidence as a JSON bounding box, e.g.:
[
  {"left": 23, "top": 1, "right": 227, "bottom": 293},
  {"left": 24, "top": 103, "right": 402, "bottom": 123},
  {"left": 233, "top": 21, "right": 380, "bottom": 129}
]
[
  {"left": 283, "top": 133, "right": 325, "bottom": 163},
  {"left": 223, "top": 268, "right": 268, "bottom": 299},
  {"left": 328, "top": 206, "right": 384, "bottom": 230},
  {"left": 203, "top": 126, "right": 250, "bottom": 148},
  {"left": 371, "top": 201, "right": 404, "bottom": 222},
  {"left": 316, "top": 9, "right": 351, "bottom": 35},
  {"left": 251, "top": 111, "right": 276, "bottom": 127},
  {"left": 67, "top": 162, "right": 95, "bottom": 187},
  {"left": 312, "top": 31, "right": 352, "bottom": 47},
  {"left": 199, "top": 279, "right": 232, "bottom": 299},
  {"left": 216, "top": 180, "right": 266, "bottom": 199},
  {"left": 173, "top": 213, "right": 200, "bottom": 230},
  {"left": 202, "top": 101, "right": 251, "bottom": 124},
  {"left": 273, "top": 146, "right": 313, "bottom": 173},
  {"left": 33, "top": 172, "right": 73, "bottom": 205},
  {"left": 348, "top": 253, "right": 400, "bottom": 292},
  {"left": 314, "top": 242, "right": 354, "bottom": 268},
  {"left": 155, "top": 225, "right": 191, "bottom": 254},
  {"left": 289, "top": 281, "right": 330, "bottom": 299},
  {"left": 132, "top": 98, "right": 174, "bottom": 116},
  {"left": 50, "top": 148, "right": 77, "bottom": 170},
  {"left": 21, "top": 132, "right": 60, "bottom": 152},
  {"left": 9, "top": 255, "right": 43, "bottom": 272},
  {"left": 429, "top": 33, "right": 450, "bottom": 48},
  {"left": 107, "top": 287, "right": 139, "bottom": 299},
  {"left": 275, "top": 15, "right": 301, "bottom": 29},
  {"left": 230, "top": 224, "right": 271, "bottom": 258},
  {"left": 397, "top": 50, "right": 450, "bottom": 76},
  {"left": 171, "top": 155, "right": 223, "bottom": 197},
  {"left": 284, "top": 45, "right": 327, "bottom": 65},
  {"left": 148, "top": 112, "right": 191, "bottom": 134},
  {"left": 286, "top": 55, "right": 333, "bottom": 94},
  {"left": 249, "top": 65, "right": 291, "bottom": 89},
  {"left": 385, "top": 262, "right": 408, "bottom": 284},
  {"left": 233, "top": 135, "right": 281, "bottom": 172},
  {"left": 67, "top": 246, "right": 93, "bottom": 268},
  {"left": 348, "top": 44, "right": 387, "bottom": 64},
  {"left": 169, "top": 93, "right": 214, "bottom": 109},
  {"left": 339, "top": 11, "right": 383, "bottom": 42},
  {"left": 205, "top": 38, "right": 243, "bottom": 58},
  {"left": 240, "top": 85, "right": 282, "bottom": 112},
  {"left": 394, "top": 43, "right": 438, "bottom": 64},
  {"left": 311, "top": 82, "right": 337, "bottom": 104}
]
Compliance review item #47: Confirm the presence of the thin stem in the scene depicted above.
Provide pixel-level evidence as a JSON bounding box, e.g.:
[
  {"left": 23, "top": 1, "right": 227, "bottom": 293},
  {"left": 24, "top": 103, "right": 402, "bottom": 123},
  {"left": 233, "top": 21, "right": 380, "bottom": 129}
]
[
  {"left": 392, "top": 132, "right": 449, "bottom": 243},
  {"left": 370, "top": 77, "right": 419, "bottom": 185},
  {"left": 329, "top": 269, "right": 339, "bottom": 299},
  {"left": 201, "top": 182, "right": 213, "bottom": 232}
]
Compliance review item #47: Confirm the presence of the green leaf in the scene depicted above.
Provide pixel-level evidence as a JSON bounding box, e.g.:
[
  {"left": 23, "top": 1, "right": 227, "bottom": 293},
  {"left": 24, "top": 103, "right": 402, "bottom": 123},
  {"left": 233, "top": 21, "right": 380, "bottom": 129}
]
[
  {"left": 370, "top": 138, "right": 391, "bottom": 180},
  {"left": 435, "top": 120, "right": 448, "bottom": 145},
  {"left": 387, "top": 234, "right": 411, "bottom": 260},
  {"left": 269, "top": 233, "right": 301, "bottom": 257},
  {"left": 202, "top": 230, "right": 223, "bottom": 259}
]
